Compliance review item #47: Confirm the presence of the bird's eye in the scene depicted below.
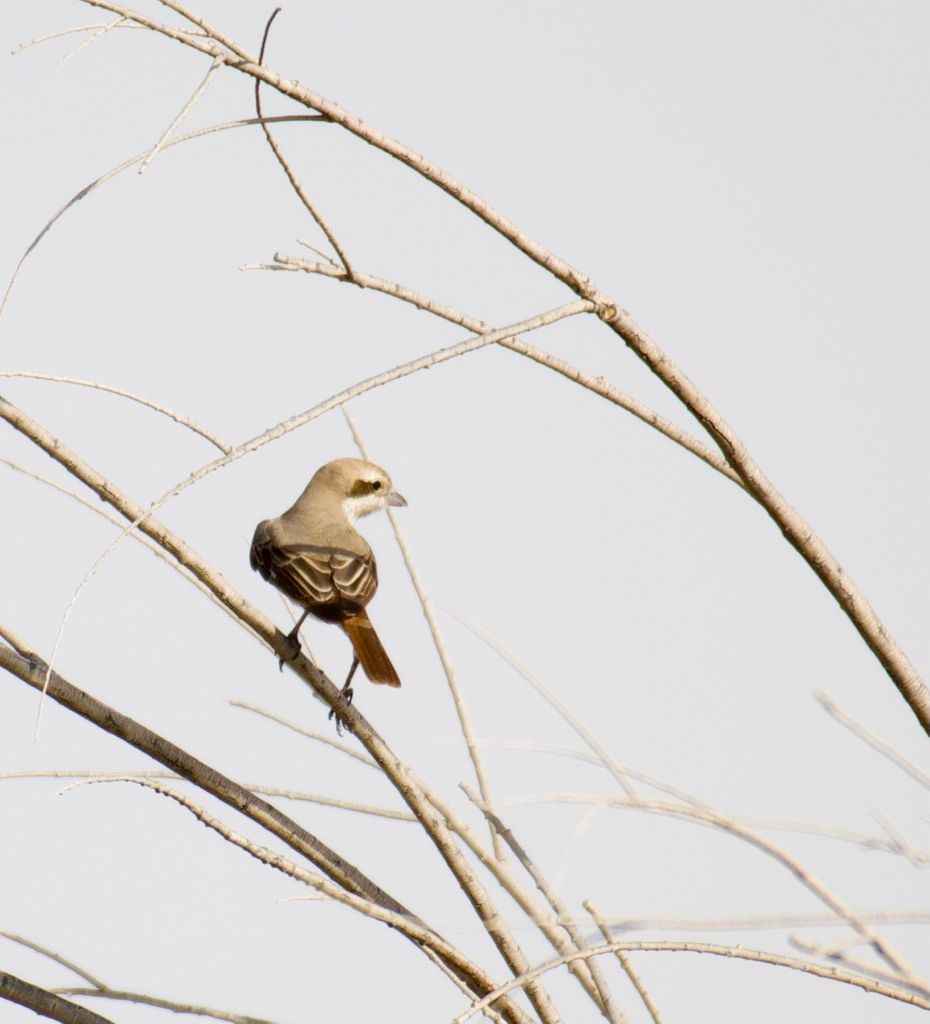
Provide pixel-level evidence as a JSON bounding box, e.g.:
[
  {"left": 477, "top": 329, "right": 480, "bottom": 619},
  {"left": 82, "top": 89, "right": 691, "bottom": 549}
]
[{"left": 371, "top": 480, "right": 382, "bottom": 491}]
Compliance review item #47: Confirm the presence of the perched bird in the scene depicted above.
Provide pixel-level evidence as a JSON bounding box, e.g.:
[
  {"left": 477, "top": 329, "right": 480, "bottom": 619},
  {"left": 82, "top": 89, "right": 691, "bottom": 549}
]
[{"left": 250, "top": 458, "right": 406, "bottom": 703}]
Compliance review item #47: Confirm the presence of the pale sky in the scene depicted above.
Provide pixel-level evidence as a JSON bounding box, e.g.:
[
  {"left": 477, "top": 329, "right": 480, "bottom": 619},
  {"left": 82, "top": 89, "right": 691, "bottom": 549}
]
[{"left": 1, "top": 3, "right": 928, "bottom": 1023}]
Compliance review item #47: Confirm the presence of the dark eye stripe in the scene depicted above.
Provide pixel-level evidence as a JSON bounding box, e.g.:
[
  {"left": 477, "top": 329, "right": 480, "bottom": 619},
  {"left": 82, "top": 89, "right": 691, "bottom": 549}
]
[{"left": 349, "top": 478, "right": 382, "bottom": 497}]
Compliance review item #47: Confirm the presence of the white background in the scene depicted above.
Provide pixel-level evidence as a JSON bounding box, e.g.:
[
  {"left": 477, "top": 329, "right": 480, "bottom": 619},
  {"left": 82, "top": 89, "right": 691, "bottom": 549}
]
[{"left": 1, "top": 2, "right": 928, "bottom": 1022}]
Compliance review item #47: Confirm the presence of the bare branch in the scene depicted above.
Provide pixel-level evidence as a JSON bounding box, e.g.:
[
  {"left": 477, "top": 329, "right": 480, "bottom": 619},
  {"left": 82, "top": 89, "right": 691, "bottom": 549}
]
[
  {"left": 0, "top": 371, "right": 231, "bottom": 452},
  {"left": 585, "top": 902, "right": 662, "bottom": 1024},
  {"left": 453, "top": 941, "right": 930, "bottom": 1023},
  {"left": 228, "top": 700, "right": 379, "bottom": 769},
  {"left": 253, "top": 10, "right": 351, "bottom": 274},
  {"left": 0, "top": 971, "right": 114, "bottom": 1024},
  {"left": 602, "top": 910, "right": 930, "bottom": 933},
  {"left": 552, "top": 806, "right": 604, "bottom": 891},
  {"left": 55, "top": 16, "right": 126, "bottom": 69},
  {"left": 0, "top": 767, "right": 415, "bottom": 822},
  {"left": 444, "top": 607, "right": 637, "bottom": 796},
  {"left": 819, "top": 692, "right": 930, "bottom": 791},
  {"left": 467, "top": 737, "right": 926, "bottom": 861},
  {"left": 12, "top": 21, "right": 142, "bottom": 56},
  {"left": 139, "top": 55, "right": 224, "bottom": 173},
  {"left": 0, "top": 932, "right": 105, "bottom": 989},
  {"left": 0, "top": 931, "right": 275, "bottom": 1024},
  {"left": 1, "top": 115, "right": 325, "bottom": 319},
  {"left": 789, "top": 934, "right": 930, "bottom": 996},
  {"left": 55, "top": 988, "right": 276, "bottom": 1024}
]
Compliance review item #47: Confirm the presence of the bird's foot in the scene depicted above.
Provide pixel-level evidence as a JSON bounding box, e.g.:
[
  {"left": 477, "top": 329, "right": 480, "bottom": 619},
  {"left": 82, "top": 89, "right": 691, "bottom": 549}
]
[
  {"left": 277, "top": 629, "right": 302, "bottom": 672},
  {"left": 328, "top": 684, "right": 354, "bottom": 734}
]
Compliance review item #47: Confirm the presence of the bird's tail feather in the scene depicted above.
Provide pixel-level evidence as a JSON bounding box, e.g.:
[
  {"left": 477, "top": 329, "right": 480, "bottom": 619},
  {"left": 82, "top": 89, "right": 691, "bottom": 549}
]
[{"left": 342, "top": 612, "right": 401, "bottom": 687}]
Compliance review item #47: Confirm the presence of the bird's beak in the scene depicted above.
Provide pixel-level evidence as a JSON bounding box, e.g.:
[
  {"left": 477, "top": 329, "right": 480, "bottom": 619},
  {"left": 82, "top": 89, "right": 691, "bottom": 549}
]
[{"left": 388, "top": 491, "right": 407, "bottom": 507}]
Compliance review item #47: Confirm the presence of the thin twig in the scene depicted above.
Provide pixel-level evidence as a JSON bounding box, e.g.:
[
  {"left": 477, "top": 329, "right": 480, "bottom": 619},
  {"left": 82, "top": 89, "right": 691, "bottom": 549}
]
[
  {"left": 1, "top": 115, "right": 325, "bottom": 319},
  {"left": 228, "top": 700, "right": 379, "bottom": 769},
  {"left": 0, "top": 932, "right": 105, "bottom": 989},
  {"left": 585, "top": 902, "right": 662, "bottom": 1024},
  {"left": 253, "top": 10, "right": 351, "bottom": 274},
  {"left": 601, "top": 909, "right": 930, "bottom": 932},
  {"left": 0, "top": 767, "right": 415, "bottom": 822},
  {"left": 12, "top": 22, "right": 142, "bottom": 55},
  {"left": 2, "top": 924, "right": 283, "bottom": 1024},
  {"left": 55, "top": 16, "right": 126, "bottom": 69},
  {"left": 139, "top": 55, "right": 224, "bottom": 173},
  {"left": 552, "top": 806, "right": 604, "bottom": 891},
  {"left": 818, "top": 692, "right": 930, "bottom": 791},
  {"left": 342, "top": 405, "right": 507, "bottom": 862},
  {"left": 789, "top": 934, "right": 930, "bottom": 996},
  {"left": 444, "top": 606, "right": 637, "bottom": 796},
  {"left": 454, "top": 738, "right": 715, "bottom": 812},
  {"left": 453, "top": 940, "right": 930, "bottom": 1023},
  {"left": 465, "top": 736, "right": 927, "bottom": 860},
  {"left": 0, "top": 371, "right": 230, "bottom": 451},
  {"left": 52, "top": 988, "right": 276, "bottom": 1024}
]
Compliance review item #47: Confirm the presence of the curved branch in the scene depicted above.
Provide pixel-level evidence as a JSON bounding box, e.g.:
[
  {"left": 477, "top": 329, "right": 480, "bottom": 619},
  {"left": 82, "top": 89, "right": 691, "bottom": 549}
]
[
  {"left": 454, "top": 941, "right": 930, "bottom": 1023},
  {"left": 0, "top": 372, "right": 230, "bottom": 452},
  {"left": 53, "top": 988, "right": 274, "bottom": 1024},
  {"left": 253, "top": 10, "right": 351, "bottom": 275},
  {"left": 0, "top": 114, "right": 326, "bottom": 319}
]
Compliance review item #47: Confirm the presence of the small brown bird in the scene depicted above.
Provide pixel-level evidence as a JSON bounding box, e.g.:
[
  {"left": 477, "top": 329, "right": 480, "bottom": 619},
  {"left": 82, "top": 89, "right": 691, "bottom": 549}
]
[{"left": 250, "top": 458, "right": 406, "bottom": 702}]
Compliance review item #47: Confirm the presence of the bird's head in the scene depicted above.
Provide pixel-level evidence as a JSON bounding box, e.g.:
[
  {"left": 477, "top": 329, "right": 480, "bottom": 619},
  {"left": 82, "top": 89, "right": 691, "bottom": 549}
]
[{"left": 313, "top": 458, "right": 407, "bottom": 523}]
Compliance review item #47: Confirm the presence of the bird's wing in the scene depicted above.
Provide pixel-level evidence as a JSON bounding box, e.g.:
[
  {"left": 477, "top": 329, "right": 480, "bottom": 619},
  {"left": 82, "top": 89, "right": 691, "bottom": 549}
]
[
  {"left": 329, "top": 548, "right": 379, "bottom": 608},
  {"left": 252, "top": 530, "right": 377, "bottom": 615}
]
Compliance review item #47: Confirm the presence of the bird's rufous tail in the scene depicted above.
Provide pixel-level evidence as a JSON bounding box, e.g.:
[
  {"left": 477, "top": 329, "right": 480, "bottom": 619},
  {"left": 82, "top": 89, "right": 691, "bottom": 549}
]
[{"left": 342, "top": 611, "right": 401, "bottom": 687}]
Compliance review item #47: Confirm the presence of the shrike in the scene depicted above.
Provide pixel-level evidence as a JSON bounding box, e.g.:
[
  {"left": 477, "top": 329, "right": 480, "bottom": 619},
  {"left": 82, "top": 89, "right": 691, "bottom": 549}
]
[{"left": 250, "top": 458, "right": 406, "bottom": 703}]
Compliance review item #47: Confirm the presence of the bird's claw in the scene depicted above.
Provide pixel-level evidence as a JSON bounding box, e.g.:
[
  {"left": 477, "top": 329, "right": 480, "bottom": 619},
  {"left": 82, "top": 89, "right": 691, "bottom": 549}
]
[
  {"left": 328, "top": 685, "right": 354, "bottom": 734},
  {"left": 278, "top": 630, "right": 302, "bottom": 671}
]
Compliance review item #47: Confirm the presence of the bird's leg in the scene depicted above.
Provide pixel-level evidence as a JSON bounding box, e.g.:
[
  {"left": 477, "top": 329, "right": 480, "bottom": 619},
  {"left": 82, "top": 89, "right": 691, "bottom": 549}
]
[
  {"left": 279, "top": 608, "right": 312, "bottom": 671},
  {"left": 328, "top": 656, "right": 360, "bottom": 730},
  {"left": 341, "top": 656, "right": 359, "bottom": 704}
]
